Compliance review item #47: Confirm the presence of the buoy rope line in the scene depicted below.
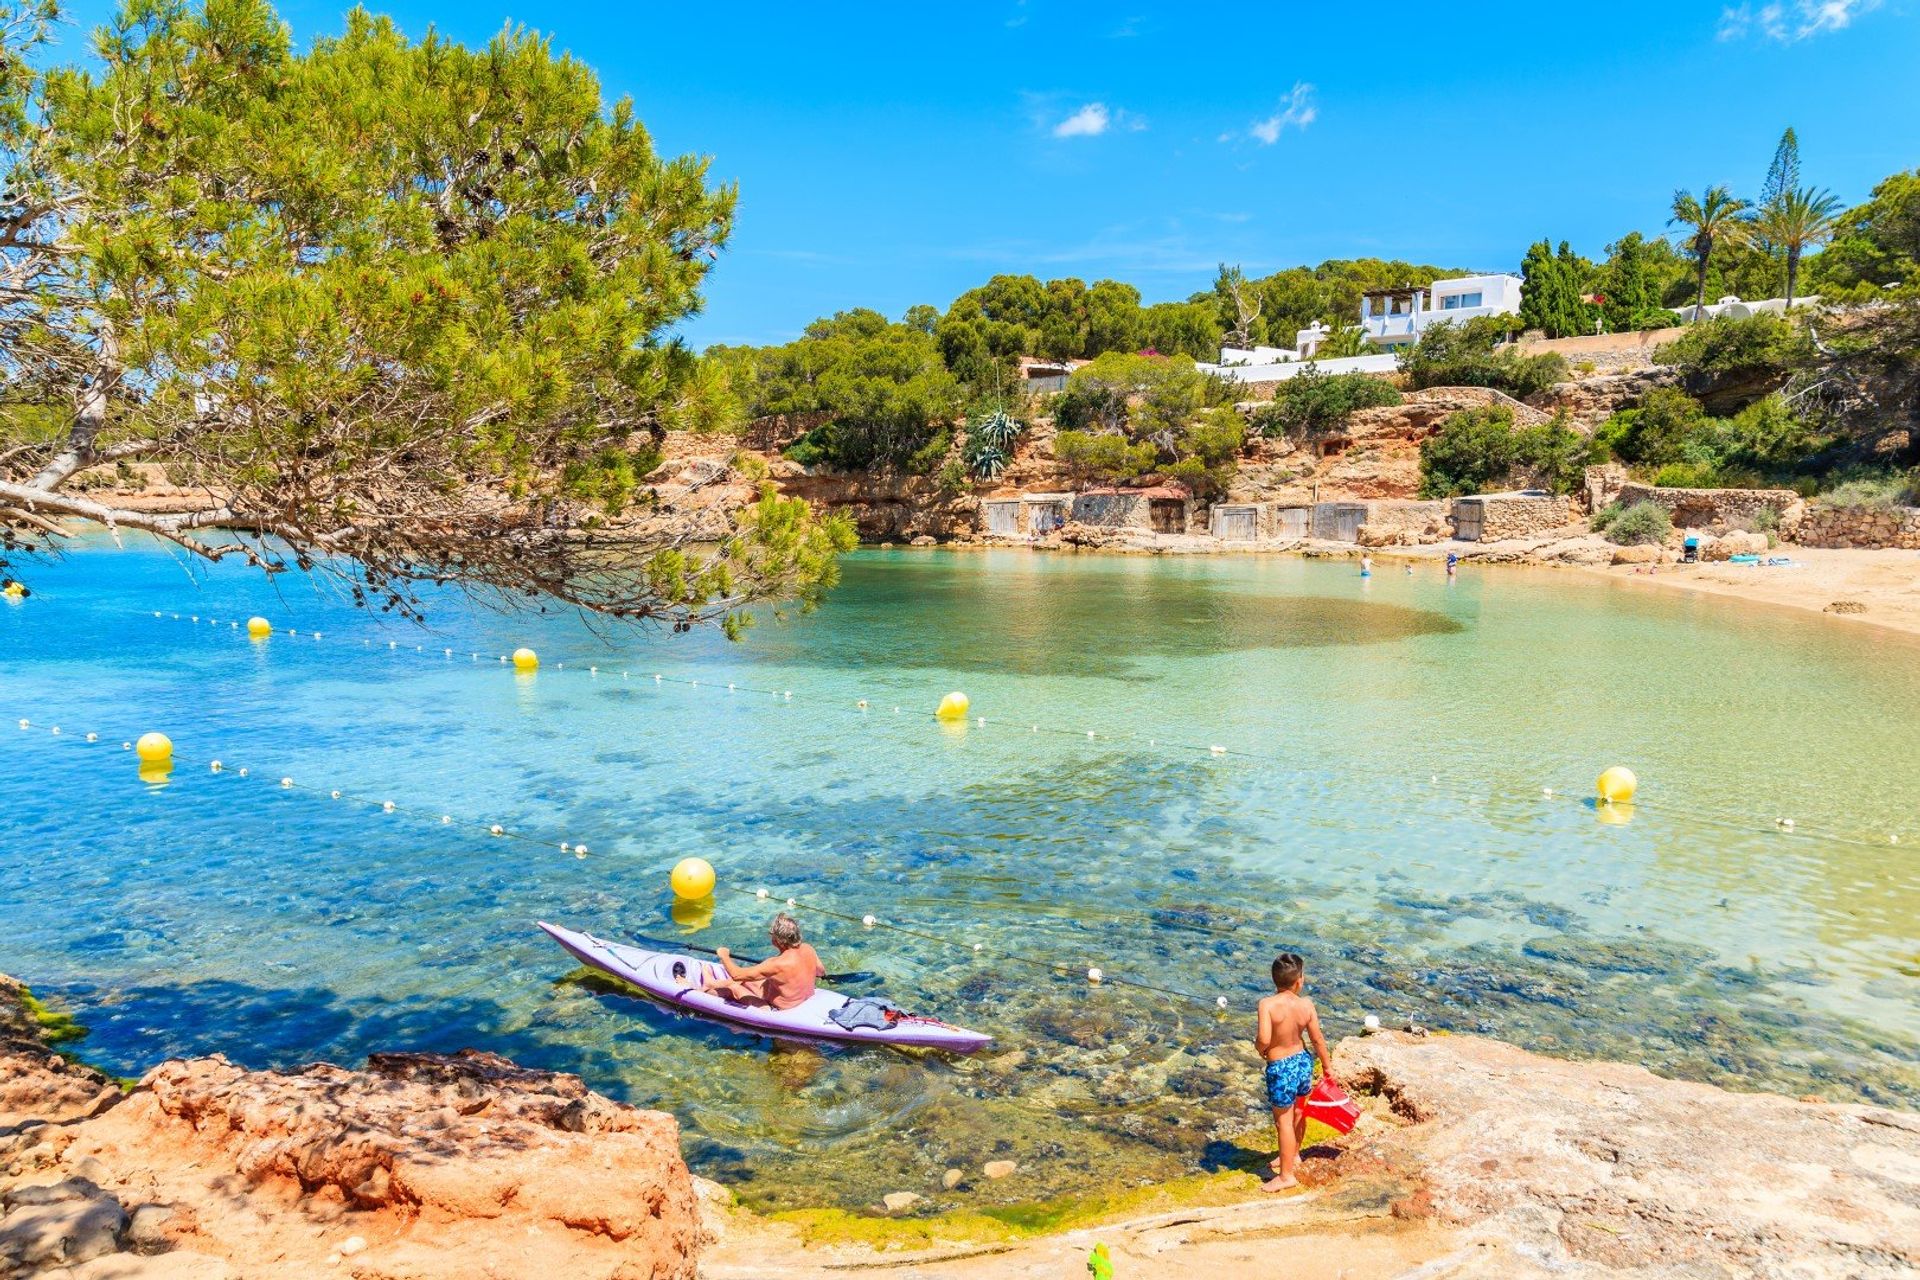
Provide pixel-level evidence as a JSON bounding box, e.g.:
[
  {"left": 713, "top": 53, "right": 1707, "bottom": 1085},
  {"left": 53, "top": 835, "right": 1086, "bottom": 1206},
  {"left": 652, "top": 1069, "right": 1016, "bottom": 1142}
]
[
  {"left": 133, "top": 607, "right": 1910, "bottom": 852},
  {"left": 3, "top": 710, "right": 1232, "bottom": 1012}
]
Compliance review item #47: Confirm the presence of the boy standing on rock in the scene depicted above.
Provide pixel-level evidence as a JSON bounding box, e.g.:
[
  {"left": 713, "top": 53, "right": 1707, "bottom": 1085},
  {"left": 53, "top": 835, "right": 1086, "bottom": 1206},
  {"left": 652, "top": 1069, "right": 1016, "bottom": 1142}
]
[{"left": 1255, "top": 951, "right": 1335, "bottom": 1191}]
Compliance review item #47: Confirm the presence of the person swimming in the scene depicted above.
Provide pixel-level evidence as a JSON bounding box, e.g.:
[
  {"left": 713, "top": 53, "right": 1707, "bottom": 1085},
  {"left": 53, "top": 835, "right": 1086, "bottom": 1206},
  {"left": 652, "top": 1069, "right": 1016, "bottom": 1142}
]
[{"left": 702, "top": 912, "right": 825, "bottom": 1010}]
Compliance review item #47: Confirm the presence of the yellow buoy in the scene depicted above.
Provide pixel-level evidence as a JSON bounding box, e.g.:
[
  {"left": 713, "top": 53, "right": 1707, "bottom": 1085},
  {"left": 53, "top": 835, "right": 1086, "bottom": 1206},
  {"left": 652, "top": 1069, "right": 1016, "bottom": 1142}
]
[
  {"left": 1596, "top": 766, "right": 1638, "bottom": 804},
  {"left": 134, "top": 732, "right": 173, "bottom": 764},
  {"left": 670, "top": 856, "right": 716, "bottom": 900},
  {"left": 935, "top": 691, "right": 970, "bottom": 721},
  {"left": 246, "top": 616, "right": 271, "bottom": 638},
  {"left": 512, "top": 647, "right": 539, "bottom": 672}
]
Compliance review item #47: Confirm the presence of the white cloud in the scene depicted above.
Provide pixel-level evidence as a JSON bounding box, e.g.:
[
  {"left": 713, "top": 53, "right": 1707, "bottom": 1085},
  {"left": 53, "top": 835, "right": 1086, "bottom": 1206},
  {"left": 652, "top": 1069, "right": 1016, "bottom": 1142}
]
[
  {"left": 1248, "top": 83, "right": 1317, "bottom": 145},
  {"left": 1053, "top": 102, "right": 1112, "bottom": 138},
  {"left": 1718, "top": 0, "right": 1878, "bottom": 41}
]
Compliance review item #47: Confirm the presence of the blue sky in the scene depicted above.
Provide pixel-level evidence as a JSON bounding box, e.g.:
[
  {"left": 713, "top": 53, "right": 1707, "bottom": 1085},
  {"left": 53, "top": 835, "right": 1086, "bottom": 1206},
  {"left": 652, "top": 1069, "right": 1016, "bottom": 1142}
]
[{"left": 58, "top": 0, "right": 1920, "bottom": 346}]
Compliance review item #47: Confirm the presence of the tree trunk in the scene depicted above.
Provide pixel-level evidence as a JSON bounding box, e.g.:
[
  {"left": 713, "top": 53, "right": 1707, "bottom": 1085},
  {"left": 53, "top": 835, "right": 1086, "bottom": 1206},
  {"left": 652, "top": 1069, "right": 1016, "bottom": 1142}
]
[
  {"left": 1785, "top": 248, "right": 1800, "bottom": 310},
  {"left": 1693, "top": 235, "right": 1711, "bottom": 314}
]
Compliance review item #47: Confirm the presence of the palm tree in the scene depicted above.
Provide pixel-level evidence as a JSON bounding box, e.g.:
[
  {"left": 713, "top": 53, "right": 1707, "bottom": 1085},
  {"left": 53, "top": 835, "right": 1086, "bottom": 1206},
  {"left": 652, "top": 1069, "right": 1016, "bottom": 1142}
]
[
  {"left": 1669, "top": 186, "right": 1752, "bottom": 313},
  {"left": 1755, "top": 186, "right": 1844, "bottom": 308}
]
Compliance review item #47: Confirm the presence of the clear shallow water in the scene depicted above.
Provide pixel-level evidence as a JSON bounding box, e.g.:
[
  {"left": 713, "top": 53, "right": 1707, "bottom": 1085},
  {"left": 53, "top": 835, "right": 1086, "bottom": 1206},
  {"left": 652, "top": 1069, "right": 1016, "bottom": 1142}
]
[{"left": 1, "top": 542, "right": 1918, "bottom": 1209}]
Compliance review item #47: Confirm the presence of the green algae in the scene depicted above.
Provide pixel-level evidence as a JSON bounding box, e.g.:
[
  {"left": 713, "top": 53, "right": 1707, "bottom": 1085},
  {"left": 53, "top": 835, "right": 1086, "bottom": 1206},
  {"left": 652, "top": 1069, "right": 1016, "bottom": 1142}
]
[
  {"left": 19, "top": 988, "right": 87, "bottom": 1045},
  {"left": 766, "top": 1168, "right": 1266, "bottom": 1249}
]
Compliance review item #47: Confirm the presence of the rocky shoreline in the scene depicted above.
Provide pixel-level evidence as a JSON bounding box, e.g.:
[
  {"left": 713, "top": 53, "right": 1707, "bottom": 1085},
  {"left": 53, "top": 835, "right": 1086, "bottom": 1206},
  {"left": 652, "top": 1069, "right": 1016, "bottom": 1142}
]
[{"left": 6, "top": 975, "right": 1917, "bottom": 1279}]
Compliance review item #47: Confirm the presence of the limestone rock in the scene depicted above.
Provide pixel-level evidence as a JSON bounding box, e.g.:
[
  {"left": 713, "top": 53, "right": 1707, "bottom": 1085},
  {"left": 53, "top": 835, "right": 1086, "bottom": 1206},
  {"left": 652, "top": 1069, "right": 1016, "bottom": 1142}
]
[
  {"left": 982, "top": 1160, "right": 1017, "bottom": 1180},
  {"left": 880, "top": 1192, "right": 923, "bottom": 1213},
  {"left": 0, "top": 977, "right": 122, "bottom": 1132},
  {"left": 68, "top": 1251, "right": 237, "bottom": 1280},
  {"left": 940, "top": 1168, "right": 963, "bottom": 1190},
  {"left": 1338, "top": 1032, "right": 1920, "bottom": 1278},
  {"left": 1609, "top": 544, "right": 1662, "bottom": 564},
  {"left": 0, "top": 1177, "right": 127, "bottom": 1269},
  {"left": 1702, "top": 529, "right": 1768, "bottom": 560},
  {"left": 51, "top": 1049, "right": 702, "bottom": 1280}
]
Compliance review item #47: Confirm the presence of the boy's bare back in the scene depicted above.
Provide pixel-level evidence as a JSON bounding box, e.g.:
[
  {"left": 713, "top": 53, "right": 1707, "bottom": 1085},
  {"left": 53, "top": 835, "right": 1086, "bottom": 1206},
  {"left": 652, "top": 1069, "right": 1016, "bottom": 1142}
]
[{"left": 1255, "top": 990, "right": 1317, "bottom": 1062}]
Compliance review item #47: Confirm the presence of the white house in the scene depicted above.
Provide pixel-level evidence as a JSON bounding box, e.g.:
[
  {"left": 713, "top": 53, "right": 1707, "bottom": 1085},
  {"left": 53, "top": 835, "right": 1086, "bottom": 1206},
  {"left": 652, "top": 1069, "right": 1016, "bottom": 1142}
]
[{"left": 1356, "top": 273, "right": 1524, "bottom": 348}]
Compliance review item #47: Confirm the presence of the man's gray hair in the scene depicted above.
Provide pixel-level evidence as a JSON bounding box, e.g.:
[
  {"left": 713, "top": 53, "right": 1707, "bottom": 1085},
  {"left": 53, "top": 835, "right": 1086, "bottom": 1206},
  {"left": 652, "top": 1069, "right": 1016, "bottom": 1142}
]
[{"left": 770, "top": 913, "right": 802, "bottom": 947}]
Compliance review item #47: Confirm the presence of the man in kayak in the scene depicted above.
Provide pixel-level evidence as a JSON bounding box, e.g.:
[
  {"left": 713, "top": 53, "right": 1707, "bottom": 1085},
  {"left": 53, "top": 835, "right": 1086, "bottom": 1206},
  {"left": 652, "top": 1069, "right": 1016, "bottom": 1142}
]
[
  {"left": 1256, "top": 950, "right": 1335, "bottom": 1192},
  {"left": 703, "top": 913, "right": 825, "bottom": 1010}
]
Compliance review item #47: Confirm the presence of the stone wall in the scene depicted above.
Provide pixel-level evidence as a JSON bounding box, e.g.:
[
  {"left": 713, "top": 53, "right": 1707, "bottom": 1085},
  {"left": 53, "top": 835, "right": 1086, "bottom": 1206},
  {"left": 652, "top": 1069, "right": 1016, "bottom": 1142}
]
[
  {"left": 1614, "top": 482, "right": 1800, "bottom": 528},
  {"left": 1793, "top": 503, "right": 1920, "bottom": 549},
  {"left": 1069, "top": 491, "right": 1150, "bottom": 528},
  {"left": 1453, "top": 493, "right": 1580, "bottom": 541},
  {"left": 1356, "top": 499, "right": 1450, "bottom": 546}
]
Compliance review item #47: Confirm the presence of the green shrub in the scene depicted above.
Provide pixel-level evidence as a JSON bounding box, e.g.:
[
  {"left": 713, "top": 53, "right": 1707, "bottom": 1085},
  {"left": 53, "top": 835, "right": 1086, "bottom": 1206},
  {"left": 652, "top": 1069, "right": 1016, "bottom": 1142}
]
[
  {"left": 1054, "top": 430, "right": 1157, "bottom": 485},
  {"left": 1651, "top": 461, "right": 1722, "bottom": 488},
  {"left": 1590, "top": 501, "right": 1622, "bottom": 533},
  {"left": 1598, "top": 501, "right": 1672, "bottom": 546},
  {"left": 1594, "top": 387, "right": 1709, "bottom": 467},
  {"left": 1400, "top": 318, "right": 1569, "bottom": 398},
  {"left": 1654, "top": 312, "right": 1816, "bottom": 382},
  {"left": 1816, "top": 468, "right": 1920, "bottom": 510},
  {"left": 728, "top": 450, "right": 770, "bottom": 482},
  {"left": 1251, "top": 367, "right": 1402, "bottom": 439},
  {"left": 1417, "top": 406, "right": 1599, "bottom": 498},
  {"left": 935, "top": 457, "right": 972, "bottom": 498}
]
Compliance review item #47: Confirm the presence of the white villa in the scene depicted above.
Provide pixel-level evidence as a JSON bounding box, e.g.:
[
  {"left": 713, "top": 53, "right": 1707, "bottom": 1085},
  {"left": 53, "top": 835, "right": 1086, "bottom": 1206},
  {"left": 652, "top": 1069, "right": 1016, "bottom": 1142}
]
[
  {"left": 1350, "top": 274, "right": 1524, "bottom": 349},
  {"left": 1201, "top": 272, "right": 1524, "bottom": 384}
]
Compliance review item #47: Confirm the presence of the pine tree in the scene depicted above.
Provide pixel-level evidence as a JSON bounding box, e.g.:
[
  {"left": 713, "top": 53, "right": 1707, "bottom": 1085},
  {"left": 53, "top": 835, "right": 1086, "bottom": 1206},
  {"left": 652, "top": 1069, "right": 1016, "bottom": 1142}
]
[
  {"left": 1760, "top": 128, "right": 1801, "bottom": 214},
  {"left": 0, "top": 0, "right": 855, "bottom": 622},
  {"left": 1519, "top": 241, "right": 1595, "bottom": 338}
]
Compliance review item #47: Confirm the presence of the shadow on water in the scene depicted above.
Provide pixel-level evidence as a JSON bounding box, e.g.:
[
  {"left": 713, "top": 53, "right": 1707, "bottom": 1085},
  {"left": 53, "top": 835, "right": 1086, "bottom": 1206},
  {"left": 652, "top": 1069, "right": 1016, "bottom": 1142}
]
[{"left": 749, "top": 557, "right": 1465, "bottom": 680}]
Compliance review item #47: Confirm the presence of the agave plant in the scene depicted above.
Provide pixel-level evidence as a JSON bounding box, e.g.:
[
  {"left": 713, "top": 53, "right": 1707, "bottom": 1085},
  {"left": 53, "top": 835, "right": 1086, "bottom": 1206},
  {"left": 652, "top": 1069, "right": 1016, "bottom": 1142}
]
[
  {"left": 966, "top": 441, "right": 1009, "bottom": 480},
  {"left": 970, "top": 410, "right": 1024, "bottom": 452}
]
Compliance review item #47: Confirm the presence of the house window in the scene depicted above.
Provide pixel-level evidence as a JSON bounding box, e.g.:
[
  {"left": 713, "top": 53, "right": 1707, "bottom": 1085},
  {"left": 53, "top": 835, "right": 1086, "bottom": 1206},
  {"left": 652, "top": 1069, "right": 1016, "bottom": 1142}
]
[{"left": 1440, "top": 291, "right": 1483, "bottom": 311}]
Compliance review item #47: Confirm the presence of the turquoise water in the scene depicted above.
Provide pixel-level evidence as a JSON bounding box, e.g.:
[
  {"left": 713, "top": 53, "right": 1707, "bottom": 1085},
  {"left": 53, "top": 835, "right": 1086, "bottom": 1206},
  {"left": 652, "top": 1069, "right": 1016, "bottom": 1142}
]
[{"left": 2, "top": 542, "right": 1918, "bottom": 1209}]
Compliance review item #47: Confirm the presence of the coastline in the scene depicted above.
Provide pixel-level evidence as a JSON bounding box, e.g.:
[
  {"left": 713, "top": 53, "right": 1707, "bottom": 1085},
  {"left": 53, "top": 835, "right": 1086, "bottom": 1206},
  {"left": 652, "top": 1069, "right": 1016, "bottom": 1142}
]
[
  {"left": 6, "top": 976, "right": 1916, "bottom": 1279},
  {"left": 887, "top": 530, "right": 1920, "bottom": 640}
]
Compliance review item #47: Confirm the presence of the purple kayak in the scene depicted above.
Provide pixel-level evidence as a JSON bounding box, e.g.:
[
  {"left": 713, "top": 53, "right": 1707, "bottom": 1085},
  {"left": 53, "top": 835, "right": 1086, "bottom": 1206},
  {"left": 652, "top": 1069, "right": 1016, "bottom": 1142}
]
[{"left": 538, "top": 922, "right": 993, "bottom": 1053}]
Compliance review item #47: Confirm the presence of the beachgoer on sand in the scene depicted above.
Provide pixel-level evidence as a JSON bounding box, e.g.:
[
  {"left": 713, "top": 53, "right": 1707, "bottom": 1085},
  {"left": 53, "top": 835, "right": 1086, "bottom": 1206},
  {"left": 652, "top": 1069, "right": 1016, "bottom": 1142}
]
[
  {"left": 1255, "top": 951, "right": 1335, "bottom": 1191},
  {"left": 702, "top": 913, "right": 824, "bottom": 1010}
]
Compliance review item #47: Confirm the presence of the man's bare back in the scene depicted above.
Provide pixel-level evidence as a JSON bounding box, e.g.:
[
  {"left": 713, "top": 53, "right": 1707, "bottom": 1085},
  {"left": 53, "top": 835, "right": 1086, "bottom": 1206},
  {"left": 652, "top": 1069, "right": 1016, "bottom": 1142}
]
[{"left": 704, "top": 914, "right": 825, "bottom": 1010}]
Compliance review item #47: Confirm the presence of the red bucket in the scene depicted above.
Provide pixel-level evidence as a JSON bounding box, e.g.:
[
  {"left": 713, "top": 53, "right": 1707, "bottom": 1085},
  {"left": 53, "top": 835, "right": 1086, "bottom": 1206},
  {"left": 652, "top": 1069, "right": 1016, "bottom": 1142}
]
[{"left": 1302, "top": 1079, "right": 1361, "bottom": 1134}]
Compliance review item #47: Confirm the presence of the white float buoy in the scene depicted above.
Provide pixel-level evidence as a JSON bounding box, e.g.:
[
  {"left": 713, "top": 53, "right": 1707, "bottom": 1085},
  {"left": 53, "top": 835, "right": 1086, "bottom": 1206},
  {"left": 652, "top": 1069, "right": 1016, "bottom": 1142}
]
[
  {"left": 1216, "top": 996, "right": 1229, "bottom": 1010},
  {"left": 1086, "top": 967, "right": 1103, "bottom": 984},
  {"left": 755, "top": 887, "right": 769, "bottom": 900},
  {"left": 862, "top": 914, "right": 876, "bottom": 928},
  {"left": 381, "top": 800, "right": 395, "bottom": 813},
  {"left": 489, "top": 824, "right": 504, "bottom": 836},
  {"left": 1364, "top": 1014, "right": 1383, "bottom": 1031}
]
